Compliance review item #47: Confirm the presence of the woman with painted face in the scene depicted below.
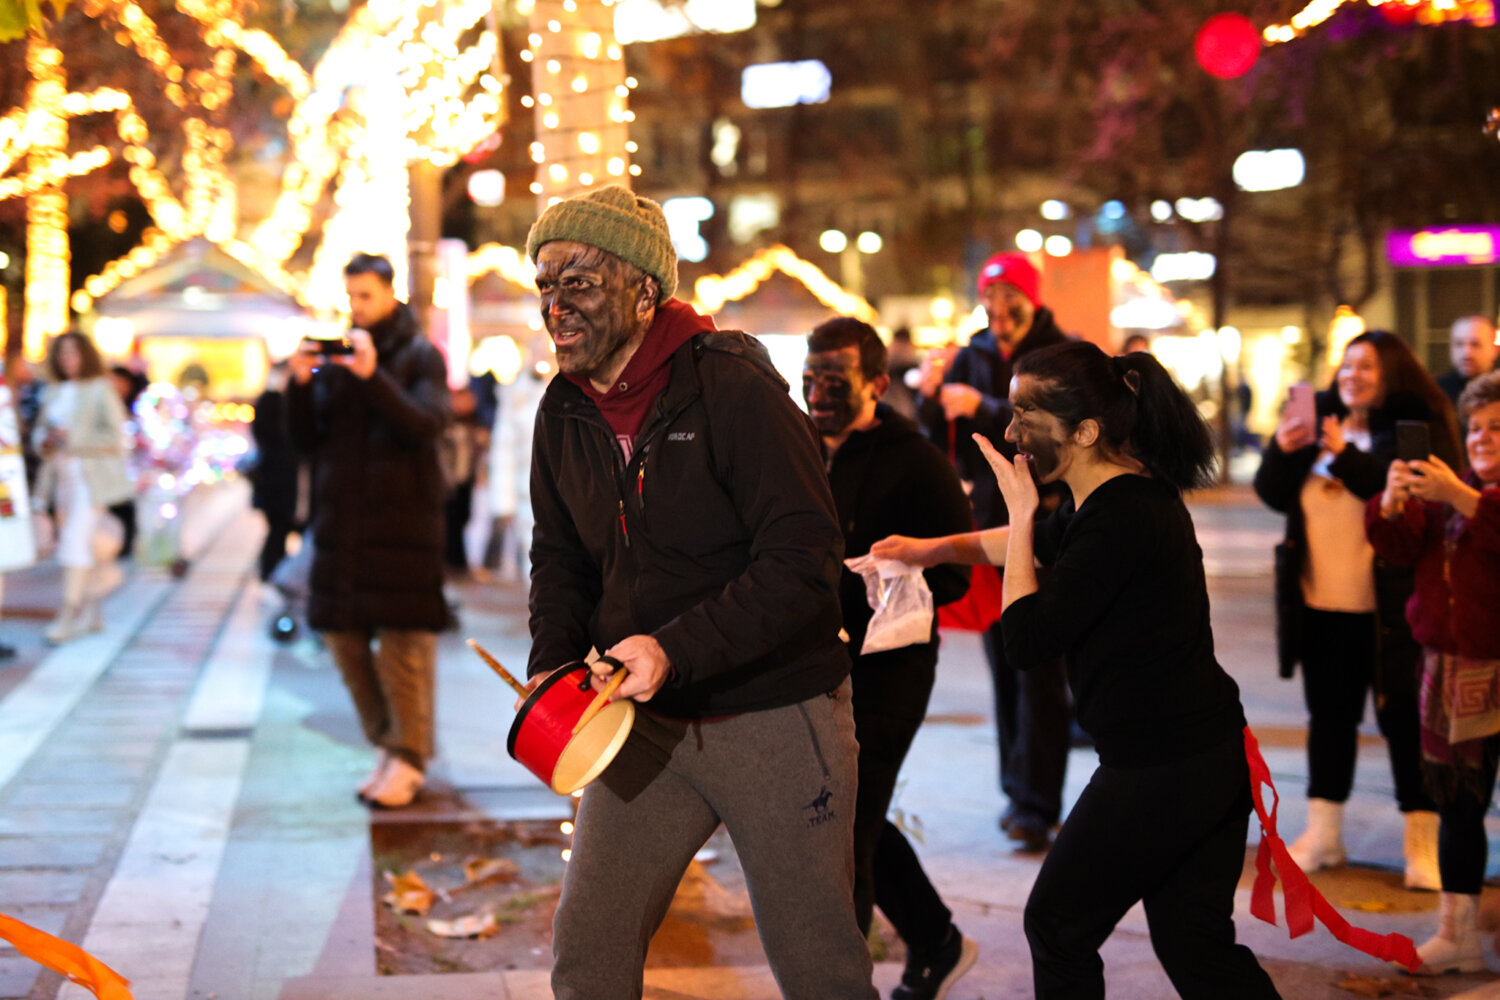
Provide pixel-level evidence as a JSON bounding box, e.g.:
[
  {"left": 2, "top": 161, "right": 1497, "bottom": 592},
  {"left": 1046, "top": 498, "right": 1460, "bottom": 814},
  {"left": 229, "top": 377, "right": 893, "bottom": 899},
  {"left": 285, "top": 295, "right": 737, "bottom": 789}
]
[
  {"left": 875, "top": 341, "right": 1281, "bottom": 998},
  {"left": 1253, "top": 331, "right": 1461, "bottom": 889},
  {"left": 1366, "top": 371, "right": 1500, "bottom": 973}
]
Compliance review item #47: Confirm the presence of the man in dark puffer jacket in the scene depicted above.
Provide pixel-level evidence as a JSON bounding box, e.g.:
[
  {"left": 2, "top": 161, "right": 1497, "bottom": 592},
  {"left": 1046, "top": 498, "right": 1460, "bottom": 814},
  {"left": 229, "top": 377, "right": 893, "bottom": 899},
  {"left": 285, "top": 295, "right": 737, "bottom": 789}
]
[{"left": 288, "top": 252, "right": 449, "bottom": 809}]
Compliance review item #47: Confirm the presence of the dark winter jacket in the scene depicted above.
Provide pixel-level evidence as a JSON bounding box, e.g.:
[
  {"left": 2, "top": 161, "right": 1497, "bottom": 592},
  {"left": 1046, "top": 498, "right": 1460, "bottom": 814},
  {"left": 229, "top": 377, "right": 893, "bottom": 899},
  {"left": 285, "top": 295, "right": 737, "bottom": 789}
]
[
  {"left": 287, "top": 302, "right": 450, "bottom": 631},
  {"left": 917, "top": 307, "right": 1069, "bottom": 528},
  {"left": 1252, "top": 388, "right": 1456, "bottom": 680},
  {"left": 828, "top": 404, "right": 973, "bottom": 718},
  {"left": 1365, "top": 480, "right": 1500, "bottom": 660},
  {"left": 251, "top": 386, "right": 299, "bottom": 523},
  {"left": 527, "top": 326, "right": 850, "bottom": 718},
  {"left": 828, "top": 403, "right": 973, "bottom": 655}
]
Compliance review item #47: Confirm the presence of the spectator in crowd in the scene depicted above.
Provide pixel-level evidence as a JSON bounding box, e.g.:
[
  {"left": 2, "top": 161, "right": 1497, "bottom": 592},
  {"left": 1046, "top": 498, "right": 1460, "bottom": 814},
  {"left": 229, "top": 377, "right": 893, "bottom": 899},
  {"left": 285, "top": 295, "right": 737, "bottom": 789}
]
[
  {"left": 31, "top": 331, "right": 132, "bottom": 644},
  {"left": 1253, "top": 330, "right": 1461, "bottom": 888},
  {"left": 1120, "top": 333, "right": 1151, "bottom": 354},
  {"left": 881, "top": 325, "right": 921, "bottom": 421},
  {"left": 917, "top": 250, "right": 1070, "bottom": 851},
  {"left": 1367, "top": 371, "right": 1500, "bottom": 974},
  {"left": 440, "top": 385, "right": 480, "bottom": 576},
  {"left": 803, "top": 316, "right": 978, "bottom": 1000},
  {"left": 1437, "top": 316, "right": 1498, "bottom": 412},
  {"left": 523, "top": 185, "right": 876, "bottom": 1000},
  {"left": 106, "top": 364, "right": 147, "bottom": 559},
  {"left": 880, "top": 341, "right": 1281, "bottom": 999},
  {"left": 288, "top": 252, "right": 449, "bottom": 809},
  {"left": 250, "top": 360, "right": 302, "bottom": 582}
]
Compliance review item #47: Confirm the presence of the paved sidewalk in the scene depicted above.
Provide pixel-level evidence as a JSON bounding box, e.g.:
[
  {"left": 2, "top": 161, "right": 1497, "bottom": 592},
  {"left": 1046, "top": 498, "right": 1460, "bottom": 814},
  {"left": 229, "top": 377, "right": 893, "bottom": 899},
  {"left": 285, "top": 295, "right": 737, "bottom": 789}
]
[{"left": 0, "top": 483, "right": 1498, "bottom": 999}]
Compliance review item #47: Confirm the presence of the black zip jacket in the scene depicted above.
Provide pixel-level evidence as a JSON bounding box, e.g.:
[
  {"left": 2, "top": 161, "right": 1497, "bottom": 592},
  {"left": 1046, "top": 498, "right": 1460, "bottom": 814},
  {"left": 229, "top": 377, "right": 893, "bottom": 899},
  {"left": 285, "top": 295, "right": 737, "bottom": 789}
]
[{"left": 527, "top": 330, "right": 850, "bottom": 717}]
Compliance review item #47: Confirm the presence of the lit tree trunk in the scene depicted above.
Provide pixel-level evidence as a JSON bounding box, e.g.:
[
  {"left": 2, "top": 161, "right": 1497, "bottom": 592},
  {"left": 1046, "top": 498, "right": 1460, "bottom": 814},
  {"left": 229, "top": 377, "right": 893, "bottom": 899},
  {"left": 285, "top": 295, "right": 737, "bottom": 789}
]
[
  {"left": 24, "top": 36, "right": 70, "bottom": 359},
  {"left": 408, "top": 159, "right": 443, "bottom": 320},
  {"left": 529, "top": 0, "right": 634, "bottom": 211}
]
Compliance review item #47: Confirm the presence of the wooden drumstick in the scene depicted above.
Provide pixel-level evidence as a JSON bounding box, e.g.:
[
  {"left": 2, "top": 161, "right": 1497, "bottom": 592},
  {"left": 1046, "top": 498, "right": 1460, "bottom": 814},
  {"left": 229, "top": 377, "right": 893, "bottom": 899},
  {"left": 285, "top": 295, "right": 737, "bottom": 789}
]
[
  {"left": 466, "top": 639, "right": 528, "bottom": 698},
  {"left": 572, "top": 666, "right": 629, "bottom": 735}
]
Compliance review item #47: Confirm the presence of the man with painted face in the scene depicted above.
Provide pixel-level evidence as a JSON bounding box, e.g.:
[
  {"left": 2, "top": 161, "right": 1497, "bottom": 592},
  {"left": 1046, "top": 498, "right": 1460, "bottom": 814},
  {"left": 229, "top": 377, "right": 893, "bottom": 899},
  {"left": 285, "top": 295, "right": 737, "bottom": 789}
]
[
  {"left": 804, "top": 317, "right": 978, "bottom": 1000},
  {"left": 523, "top": 186, "right": 876, "bottom": 1000},
  {"left": 917, "top": 251, "right": 1071, "bottom": 851},
  {"left": 1437, "top": 315, "right": 1498, "bottom": 411}
]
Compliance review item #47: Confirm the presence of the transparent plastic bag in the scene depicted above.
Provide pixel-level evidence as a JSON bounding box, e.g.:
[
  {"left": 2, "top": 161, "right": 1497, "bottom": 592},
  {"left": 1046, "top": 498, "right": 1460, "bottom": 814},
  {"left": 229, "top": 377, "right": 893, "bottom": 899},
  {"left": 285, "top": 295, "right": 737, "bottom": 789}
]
[{"left": 844, "top": 554, "right": 934, "bottom": 655}]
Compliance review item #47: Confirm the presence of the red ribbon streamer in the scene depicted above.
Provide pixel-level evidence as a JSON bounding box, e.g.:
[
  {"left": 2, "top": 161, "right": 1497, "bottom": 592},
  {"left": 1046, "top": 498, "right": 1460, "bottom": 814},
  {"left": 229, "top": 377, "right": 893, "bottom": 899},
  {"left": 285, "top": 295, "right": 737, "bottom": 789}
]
[
  {"left": 1242, "top": 725, "right": 1422, "bottom": 972},
  {"left": 0, "top": 912, "right": 133, "bottom": 999}
]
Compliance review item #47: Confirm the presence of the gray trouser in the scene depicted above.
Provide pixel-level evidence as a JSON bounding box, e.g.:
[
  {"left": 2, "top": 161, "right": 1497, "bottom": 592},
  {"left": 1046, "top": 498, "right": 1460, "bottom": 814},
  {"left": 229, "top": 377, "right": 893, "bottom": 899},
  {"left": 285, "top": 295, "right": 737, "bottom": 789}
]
[
  {"left": 552, "top": 678, "right": 876, "bottom": 1000},
  {"left": 322, "top": 628, "right": 436, "bottom": 769}
]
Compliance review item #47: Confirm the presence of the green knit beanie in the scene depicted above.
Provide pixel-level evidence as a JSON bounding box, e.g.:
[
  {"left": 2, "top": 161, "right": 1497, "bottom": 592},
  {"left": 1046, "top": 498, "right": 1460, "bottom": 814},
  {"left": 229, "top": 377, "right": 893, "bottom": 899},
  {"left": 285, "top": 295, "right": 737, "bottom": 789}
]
[{"left": 526, "top": 185, "right": 678, "bottom": 302}]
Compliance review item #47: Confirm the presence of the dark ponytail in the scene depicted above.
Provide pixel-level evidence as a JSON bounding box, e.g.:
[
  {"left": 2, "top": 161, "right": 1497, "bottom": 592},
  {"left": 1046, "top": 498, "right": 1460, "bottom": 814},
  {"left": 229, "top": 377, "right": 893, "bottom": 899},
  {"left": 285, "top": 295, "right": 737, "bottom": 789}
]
[{"left": 1014, "top": 341, "right": 1217, "bottom": 493}]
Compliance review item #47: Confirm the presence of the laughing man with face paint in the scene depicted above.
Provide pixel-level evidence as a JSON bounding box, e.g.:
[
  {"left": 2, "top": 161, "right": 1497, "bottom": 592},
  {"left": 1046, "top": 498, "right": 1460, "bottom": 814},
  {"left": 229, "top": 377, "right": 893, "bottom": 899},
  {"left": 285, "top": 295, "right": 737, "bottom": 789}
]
[{"left": 521, "top": 186, "right": 877, "bottom": 1000}]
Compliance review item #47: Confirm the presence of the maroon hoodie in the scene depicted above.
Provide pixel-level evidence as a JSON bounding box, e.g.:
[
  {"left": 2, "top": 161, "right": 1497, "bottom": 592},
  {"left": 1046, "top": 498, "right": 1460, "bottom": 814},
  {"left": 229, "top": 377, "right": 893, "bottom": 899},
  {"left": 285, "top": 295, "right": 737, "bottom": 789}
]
[{"left": 564, "top": 298, "right": 717, "bottom": 459}]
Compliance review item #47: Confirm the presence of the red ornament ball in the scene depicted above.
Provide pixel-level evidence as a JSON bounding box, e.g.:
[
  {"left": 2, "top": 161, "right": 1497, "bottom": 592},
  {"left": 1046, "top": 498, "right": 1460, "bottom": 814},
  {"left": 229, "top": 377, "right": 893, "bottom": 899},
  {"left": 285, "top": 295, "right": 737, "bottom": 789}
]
[{"left": 1195, "top": 13, "right": 1261, "bottom": 79}]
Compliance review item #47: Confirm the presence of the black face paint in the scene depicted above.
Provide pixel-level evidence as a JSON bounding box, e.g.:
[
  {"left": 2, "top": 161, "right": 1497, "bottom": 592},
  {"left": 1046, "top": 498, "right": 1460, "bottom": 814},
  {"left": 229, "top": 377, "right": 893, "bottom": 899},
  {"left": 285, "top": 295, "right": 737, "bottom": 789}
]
[
  {"left": 802, "top": 351, "right": 864, "bottom": 438},
  {"left": 535, "top": 242, "right": 646, "bottom": 382},
  {"left": 1007, "top": 386, "right": 1064, "bottom": 484}
]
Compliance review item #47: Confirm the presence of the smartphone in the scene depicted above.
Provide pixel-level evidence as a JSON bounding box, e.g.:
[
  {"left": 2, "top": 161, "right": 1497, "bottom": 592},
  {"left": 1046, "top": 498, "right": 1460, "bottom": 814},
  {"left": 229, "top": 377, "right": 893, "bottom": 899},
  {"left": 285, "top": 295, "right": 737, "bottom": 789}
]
[
  {"left": 1396, "top": 420, "right": 1431, "bottom": 463},
  {"left": 1285, "top": 382, "right": 1316, "bottom": 429},
  {"left": 304, "top": 335, "right": 355, "bottom": 356}
]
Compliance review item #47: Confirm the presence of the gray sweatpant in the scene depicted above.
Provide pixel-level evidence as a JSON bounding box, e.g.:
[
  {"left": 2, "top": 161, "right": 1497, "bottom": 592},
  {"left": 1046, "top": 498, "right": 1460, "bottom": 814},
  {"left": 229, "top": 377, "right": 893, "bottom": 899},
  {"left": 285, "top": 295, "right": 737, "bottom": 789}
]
[
  {"left": 552, "top": 678, "right": 877, "bottom": 1000},
  {"left": 323, "top": 628, "right": 436, "bottom": 770}
]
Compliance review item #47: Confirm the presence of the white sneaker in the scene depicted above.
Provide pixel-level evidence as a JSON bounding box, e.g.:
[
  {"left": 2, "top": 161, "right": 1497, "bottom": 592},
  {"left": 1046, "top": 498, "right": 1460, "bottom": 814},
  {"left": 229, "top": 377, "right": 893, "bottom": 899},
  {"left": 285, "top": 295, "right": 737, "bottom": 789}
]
[
  {"left": 1287, "top": 798, "right": 1347, "bottom": 872},
  {"left": 364, "top": 757, "right": 424, "bottom": 809},
  {"left": 356, "top": 749, "right": 390, "bottom": 800},
  {"left": 1404, "top": 810, "right": 1442, "bottom": 892},
  {"left": 1410, "top": 893, "right": 1484, "bottom": 975}
]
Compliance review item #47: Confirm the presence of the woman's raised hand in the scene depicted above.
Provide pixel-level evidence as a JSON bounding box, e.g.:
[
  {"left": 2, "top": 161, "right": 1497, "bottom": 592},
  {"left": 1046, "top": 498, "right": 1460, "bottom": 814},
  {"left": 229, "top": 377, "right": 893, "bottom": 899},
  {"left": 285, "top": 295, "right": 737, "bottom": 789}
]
[
  {"left": 1407, "top": 455, "right": 1466, "bottom": 506},
  {"left": 870, "top": 534, "right": 938, "bottom": 568},
  {"left": 975, "top": 433, "right": 1039, "bottom": 523},
  {"left": 1380, "top": 460, "right": 1412, "bottom": 520}
]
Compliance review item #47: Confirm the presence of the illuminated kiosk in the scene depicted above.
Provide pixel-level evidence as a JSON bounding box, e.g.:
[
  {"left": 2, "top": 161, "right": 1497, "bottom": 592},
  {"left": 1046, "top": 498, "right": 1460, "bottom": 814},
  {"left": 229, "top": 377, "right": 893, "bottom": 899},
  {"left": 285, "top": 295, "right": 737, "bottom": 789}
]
[{"left": 84, "top": 238, "right": 338, "bottom": 402}]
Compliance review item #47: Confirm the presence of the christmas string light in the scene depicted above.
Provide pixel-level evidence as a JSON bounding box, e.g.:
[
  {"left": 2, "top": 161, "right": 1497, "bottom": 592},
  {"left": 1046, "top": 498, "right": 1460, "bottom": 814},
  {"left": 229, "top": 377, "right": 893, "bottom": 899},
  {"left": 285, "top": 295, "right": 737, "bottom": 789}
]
[
  {"left": 1263, "top": 0, "right": 1494, "bottom": 44},
  {"left": 691, "top": 245, "right": 880, "bottom": 324}
]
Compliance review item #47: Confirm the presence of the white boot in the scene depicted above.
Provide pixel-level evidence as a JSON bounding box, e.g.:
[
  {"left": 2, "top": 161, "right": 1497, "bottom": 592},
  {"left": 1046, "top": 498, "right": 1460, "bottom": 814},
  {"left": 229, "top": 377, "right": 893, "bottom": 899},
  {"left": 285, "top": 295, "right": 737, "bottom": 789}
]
[
  {"left": 1404, "top": 810, "right": 1442, "bottom": 891},
  {"left": 1288, "top": 798, "right": 1347, "bottom": 872},
  {"left": 1411, "top": 892, "right": 1484, "bottom": 975},
  {"left": 43, "top": 566, "right": 90, "bottom": 645}
]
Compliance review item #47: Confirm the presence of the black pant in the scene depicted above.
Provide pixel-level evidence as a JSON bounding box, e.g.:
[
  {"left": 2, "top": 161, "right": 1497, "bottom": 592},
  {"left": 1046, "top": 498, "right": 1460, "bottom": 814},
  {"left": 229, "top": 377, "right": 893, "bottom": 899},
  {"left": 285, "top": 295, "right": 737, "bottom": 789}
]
[
  {"left": 1024, "top": 736, "right": 1281, "bottom": 1000},
  {"left": 258, "top": 514, "right": 294, "bottom": 582},
  {"left": 1436, "top": 734, "right": 1500, "bottom": 894},
  {"left": 983, "top": 622, "right": 1069, "bottom": 824},
  {"left": 443, "top": 482, "right": 473, "bottom": 572},
  {"left": 850, "top": 647, "right": 952, "bottom": 959},
  {"left": 1300, "top": 608, "right": 1433, "bottom": 811}
]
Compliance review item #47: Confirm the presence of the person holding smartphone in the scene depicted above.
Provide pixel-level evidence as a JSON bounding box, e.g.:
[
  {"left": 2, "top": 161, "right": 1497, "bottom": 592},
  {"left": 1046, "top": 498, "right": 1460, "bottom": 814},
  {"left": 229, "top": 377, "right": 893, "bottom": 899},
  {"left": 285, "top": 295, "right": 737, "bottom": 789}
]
[
  {"left": 1367, "top": 371, "right": 1500, "bottom": 973},
  {"left": 287, "top": 252, "right": 450, "bottom": 809},
  {"left": 1253, "top": 330, "right": 1460, "bottom": 887}
]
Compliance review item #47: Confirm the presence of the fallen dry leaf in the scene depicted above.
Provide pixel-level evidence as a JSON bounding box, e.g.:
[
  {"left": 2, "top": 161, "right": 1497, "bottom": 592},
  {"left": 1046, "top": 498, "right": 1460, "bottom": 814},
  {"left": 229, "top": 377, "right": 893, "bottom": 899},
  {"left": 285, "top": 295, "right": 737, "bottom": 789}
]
[
  {"left": 427, "top": 912, "right": 500, "bottom": 939},
  {"left": 1340, "top": 900, "right": 1394, "bottom": 913},
  {"left": 1334, "top": 972, "right": 1429, "bottom": 997},
  {"left": 382, "top": 870, "right": 437, "bottom": 916},
  {"left": 463, "top": 856, "right": 520, "bottom": 884}
]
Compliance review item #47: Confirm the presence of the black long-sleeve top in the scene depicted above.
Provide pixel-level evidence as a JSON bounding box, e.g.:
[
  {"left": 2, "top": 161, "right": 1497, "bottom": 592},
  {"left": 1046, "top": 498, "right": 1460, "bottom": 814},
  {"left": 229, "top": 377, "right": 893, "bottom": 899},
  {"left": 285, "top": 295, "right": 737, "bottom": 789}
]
[{"left": 1002, "top": 474, "right": 1245, "bottom": 768}]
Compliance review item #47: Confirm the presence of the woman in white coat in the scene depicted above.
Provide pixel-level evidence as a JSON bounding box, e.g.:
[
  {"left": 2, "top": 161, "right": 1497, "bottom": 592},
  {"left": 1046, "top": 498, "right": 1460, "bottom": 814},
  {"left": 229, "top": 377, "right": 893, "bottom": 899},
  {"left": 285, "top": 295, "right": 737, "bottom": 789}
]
[{"left": 32, "top": 331, "right": 132, "bottom": 643}]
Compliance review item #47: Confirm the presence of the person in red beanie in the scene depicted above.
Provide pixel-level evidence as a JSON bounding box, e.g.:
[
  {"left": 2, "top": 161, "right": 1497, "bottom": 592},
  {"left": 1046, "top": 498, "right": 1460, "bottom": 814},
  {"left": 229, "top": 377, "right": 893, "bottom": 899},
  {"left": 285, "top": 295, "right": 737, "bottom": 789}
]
[{"left": 917, "top": 250, "right": 1072, "bottom": 850}]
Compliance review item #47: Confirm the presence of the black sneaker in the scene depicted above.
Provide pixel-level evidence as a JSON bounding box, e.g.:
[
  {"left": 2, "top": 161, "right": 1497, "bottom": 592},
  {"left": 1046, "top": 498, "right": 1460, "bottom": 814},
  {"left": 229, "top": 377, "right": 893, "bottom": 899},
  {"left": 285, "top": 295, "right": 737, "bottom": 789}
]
[{"left": 891, "top": 926, "right": 979, "bottom": 1000}]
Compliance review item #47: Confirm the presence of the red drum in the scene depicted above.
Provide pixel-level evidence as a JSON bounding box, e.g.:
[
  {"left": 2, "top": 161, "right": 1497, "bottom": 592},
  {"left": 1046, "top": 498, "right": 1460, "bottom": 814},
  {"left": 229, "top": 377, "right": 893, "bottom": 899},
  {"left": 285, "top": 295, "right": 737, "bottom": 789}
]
[{"left": 506, "top": 660, "right": 635, "bottom": 794}]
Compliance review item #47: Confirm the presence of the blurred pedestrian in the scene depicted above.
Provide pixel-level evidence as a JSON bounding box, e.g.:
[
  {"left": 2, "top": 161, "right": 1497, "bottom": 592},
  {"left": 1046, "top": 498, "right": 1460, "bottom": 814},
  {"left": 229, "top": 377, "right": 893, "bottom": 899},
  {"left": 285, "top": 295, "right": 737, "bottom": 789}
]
[
  {"left": 1253, "top": 330, "right": 1461, "bottom": 888},
  {"left": 882, "top": 325, "right": 920, "bottom": 421},
  {"left": 522, "top": 185, "right": 877, "bottom": 1000},
  {"left": 31, "top": 331, "right": 132, "bottom": 644},
  {"left": 439, "top": 385, "right": 479, "bottom": 576},
  {"left": 288, "top": 253, "right": 449, "bottom": 809},
  {"left": 106, "top": 363, "right": 146, "bottom": 560},
  {"left": 1367, "top": 371, "right": 1500, "bottom": 974},
  {"left": 1437, "top": 316, "right": 1497, "bottom": 412},
  {"left": 917, "top": 250, "right": 1070, "bottom": 851},
  {"left": 250, "top": 360, "right": 301, "bottom": 582},
  {"left": 881, "top": 341, "right": 1281, "bottom": 999},
  {"left": 803, "top": 317, "right": 978, "bottom": 1000}
]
